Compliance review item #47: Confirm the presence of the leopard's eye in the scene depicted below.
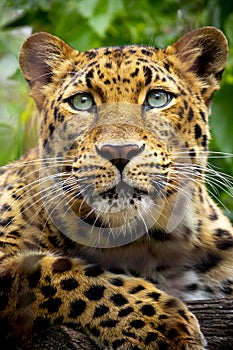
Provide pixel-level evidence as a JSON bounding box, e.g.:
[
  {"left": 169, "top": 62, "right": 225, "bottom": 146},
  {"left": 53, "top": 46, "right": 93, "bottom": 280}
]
[
  {"left": 145, "top": 90, "right": 172, "bottom": 108},
  {"left": 68, "top": 93, "right": 94, "bottom": 111}
]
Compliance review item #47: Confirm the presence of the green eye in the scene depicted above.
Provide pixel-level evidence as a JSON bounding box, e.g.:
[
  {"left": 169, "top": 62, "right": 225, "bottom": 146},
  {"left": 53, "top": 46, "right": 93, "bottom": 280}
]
[
  {"left": 146, "top": 90, "right": 172, "bottom": 108},
  {"left": 69, "top": 93, "right": 94, "bottom": 111}
]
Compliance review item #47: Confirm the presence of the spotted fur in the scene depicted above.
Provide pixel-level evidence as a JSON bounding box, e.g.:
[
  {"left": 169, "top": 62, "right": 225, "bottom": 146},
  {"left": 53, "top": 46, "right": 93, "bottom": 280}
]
[{"left": 0, "top": 27, "right": 232, "bottom": 349}]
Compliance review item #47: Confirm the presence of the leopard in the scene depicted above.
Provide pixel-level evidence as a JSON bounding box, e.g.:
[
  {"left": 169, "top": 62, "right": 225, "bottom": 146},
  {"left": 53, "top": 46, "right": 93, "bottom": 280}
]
[{"left": 0, "top": 26, "right": 232, "bottom": 350}]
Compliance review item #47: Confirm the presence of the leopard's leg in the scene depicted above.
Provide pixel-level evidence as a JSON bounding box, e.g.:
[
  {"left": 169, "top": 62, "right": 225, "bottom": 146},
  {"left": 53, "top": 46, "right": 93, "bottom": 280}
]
[{"left": 0, "top": 251, "right": 205, "bottom": 350}]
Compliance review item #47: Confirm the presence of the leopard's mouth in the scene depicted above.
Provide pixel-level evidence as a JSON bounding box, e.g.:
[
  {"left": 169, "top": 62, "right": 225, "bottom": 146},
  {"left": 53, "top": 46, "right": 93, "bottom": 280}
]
[
  {"left": 99, "top": 180, "right": 148, "bottom": 202},
  {"left": 75, "top": 176, "right": 166, "bottom": 214},
  {"left": 80, "top": 181, "right": 154, "bottom": 229}
]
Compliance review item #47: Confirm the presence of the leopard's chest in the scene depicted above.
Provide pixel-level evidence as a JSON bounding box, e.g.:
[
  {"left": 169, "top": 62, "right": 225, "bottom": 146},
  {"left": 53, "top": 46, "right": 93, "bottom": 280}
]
[{"left": 80, "top": 239, "right": 214, "bottom": 300}]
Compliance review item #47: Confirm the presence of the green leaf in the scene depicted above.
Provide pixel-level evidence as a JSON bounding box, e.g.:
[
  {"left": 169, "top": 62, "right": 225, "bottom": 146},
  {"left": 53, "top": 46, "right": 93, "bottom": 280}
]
[
  {"left": 88, "top": 0, "right": 124, "bottom": 37},
  {"left": 211, "top": 84, "right": 233, "bottom": 155},
  {"left": 76, "top": 0, "right": 100, "bottom": 18}
]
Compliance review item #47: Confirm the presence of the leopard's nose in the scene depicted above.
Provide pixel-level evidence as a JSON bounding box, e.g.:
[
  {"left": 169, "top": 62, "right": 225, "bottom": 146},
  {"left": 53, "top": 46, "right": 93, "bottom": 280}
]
[{"left": 96, "top": 143, "right": 145, "bottom": 173}]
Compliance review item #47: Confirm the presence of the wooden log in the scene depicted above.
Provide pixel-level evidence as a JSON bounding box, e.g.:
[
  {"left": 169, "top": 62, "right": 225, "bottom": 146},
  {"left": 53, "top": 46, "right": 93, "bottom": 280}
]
[
  {"left": 24, "top": 298, "right": 233, "bottom": 350},
  {"left": 24, "top": 325, "right": 97, "bottom": 350},
  {"left": 188, "top": 298, "right": 233, "bottom": 349}
]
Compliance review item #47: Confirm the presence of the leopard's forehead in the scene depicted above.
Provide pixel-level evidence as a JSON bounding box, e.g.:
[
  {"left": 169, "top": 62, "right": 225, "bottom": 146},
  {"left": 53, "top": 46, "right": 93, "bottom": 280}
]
[
  {"left": 58, "top": 45, "right": 178, "bottom": 103},
  {"left": 72, "top": 45, "right": 170, "bottom": 75},
  {"left": 80, "top": 45, "right": 160, "bottom": 62}
]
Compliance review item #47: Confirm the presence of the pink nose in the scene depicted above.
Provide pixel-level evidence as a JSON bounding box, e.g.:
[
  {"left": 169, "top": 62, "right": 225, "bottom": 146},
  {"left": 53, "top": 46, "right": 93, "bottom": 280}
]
[{"left": 96, "top": 143, "right": 145, "bottom": 173}]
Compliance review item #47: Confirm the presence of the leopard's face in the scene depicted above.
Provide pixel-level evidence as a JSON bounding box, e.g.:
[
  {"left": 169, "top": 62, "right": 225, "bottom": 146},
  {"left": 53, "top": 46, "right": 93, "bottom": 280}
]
[{"left": 19, "top": 28, "right": 228, "bottom": 245}]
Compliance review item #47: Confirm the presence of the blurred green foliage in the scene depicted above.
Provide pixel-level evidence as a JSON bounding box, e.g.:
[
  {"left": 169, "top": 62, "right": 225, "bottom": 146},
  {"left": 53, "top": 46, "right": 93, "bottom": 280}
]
[{"left": 0, "top": 0, "right": 233, "bottom": 218}]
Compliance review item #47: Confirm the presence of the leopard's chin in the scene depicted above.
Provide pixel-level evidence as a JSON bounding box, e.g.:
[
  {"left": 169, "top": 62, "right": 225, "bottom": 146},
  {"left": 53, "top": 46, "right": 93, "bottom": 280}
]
[{"left": 75, "top": 179, "right": 166, "bottom": 231}]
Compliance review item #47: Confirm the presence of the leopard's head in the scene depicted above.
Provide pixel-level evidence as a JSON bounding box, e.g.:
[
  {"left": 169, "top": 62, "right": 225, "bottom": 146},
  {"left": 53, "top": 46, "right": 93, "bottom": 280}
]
[{"left": 19, "top": 27, "right": 228, "bottom": 247}]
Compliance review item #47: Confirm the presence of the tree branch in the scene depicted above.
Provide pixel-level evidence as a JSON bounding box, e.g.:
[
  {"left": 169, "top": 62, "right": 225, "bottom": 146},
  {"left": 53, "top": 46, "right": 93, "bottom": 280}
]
[{"left": 188, "top": 298, "right": 233, "bottom": 349}]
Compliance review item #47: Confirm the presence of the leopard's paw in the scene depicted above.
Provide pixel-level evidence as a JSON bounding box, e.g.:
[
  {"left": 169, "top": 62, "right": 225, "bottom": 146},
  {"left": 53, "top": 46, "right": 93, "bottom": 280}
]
[{"left": 88, "top": 277, "right": 205, "bottom": 350}]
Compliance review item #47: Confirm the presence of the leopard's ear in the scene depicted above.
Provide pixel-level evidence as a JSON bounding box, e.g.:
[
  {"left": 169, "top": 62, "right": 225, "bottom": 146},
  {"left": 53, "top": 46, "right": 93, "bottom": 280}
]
[
  {"left": 170, "top": 27, "right": 228, "bottom": 97},
  {"left": 19, "top": 32, "right": 75, "bottom": 110}
]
